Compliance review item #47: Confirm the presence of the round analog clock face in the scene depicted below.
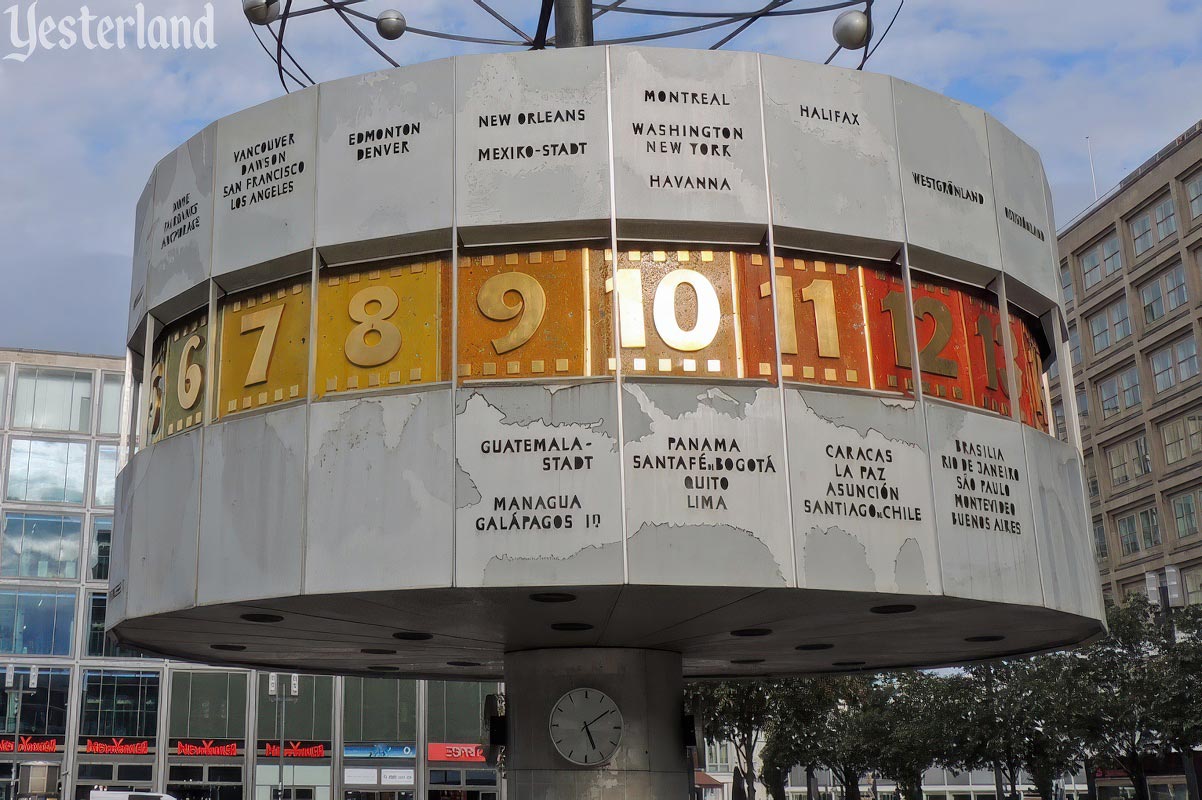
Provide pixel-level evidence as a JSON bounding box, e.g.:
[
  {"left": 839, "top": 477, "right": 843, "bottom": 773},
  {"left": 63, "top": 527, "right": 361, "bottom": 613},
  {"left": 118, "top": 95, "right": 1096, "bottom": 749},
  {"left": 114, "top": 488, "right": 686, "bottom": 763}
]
[{"left": 548, "top": 688, "right": 624, "bottom": 766}]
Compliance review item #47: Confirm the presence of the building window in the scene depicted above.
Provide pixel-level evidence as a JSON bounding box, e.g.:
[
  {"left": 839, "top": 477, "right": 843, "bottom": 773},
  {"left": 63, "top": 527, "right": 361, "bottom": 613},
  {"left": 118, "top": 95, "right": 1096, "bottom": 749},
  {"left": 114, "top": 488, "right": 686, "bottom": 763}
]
[
  {"left": 1070, "top": 326, "right": 1082, "bottom": 366},
  {"left": 1103, "top": 235, "right": 1122, "bottom": 276},
  {"left": 1088, "top": 298, "right": 1131, "bottom": 354},
  {"left": 169, "top": 671, "right": 247, "bottom": 740},
  {"left": 705, "top": 740, "right": 735, "bottom": 773},
  {"left": 1085, "top": 454, "right": 1099, "bottom": 498},
  {"left": 89, "top": 518, "right": 112, "bottom": 582},
  {"left": 1132, "top": 213, "right": 1154, "bottom": 256},
  {"left": 1106, "top": 437, "right": 1148, "bottom": 487},
  {"left": 0, "top": 512, "right": 82, "bottom": 580},
  {"left": 1117, "top": 513, "right": 1140, "bottom": 555},
  {"left": 256, "top": 673, "right": 333, "bottom": 742},
  {"left": 0, "top": 365, "right": 8, "bottom": 427},
  {"left": 1161, "top": 413, "right": 1202, "bottom": 466},
  {"left": 1184, "top": 566, "right": 1202, "bottom": 605},
  {"left": 0, "top": 588, "right": 75, "bottom": 655},
  {"left": 1053, "top": 404, "right": 1067, "bottom": 442},
  {"left": 1155, "top": 196, "right": 1178, "bottom": 240},
  {"left": 11, "top": 367, "right": 93, "bottom": 434},
  {"left": 343, "top": 677, "right": 417, "bottom": 742},
  {"left": 1077, "top": 389, "right": 1089, "bottom": 419},
  {"left": 1081, "top": 250, "right": 1101, "bottom": 290},
  {"left": 1171, "top": 491, "right": 1199, "bottom": 539},
  {"left": 1060, "top": 264, "right": 1074, "bottom": 304},
  {"left": 1139, "top": 506, "right": 1162, "bottom": 548},
  {"left": 0, "top": 667, "right": 70, "bottom": 738},
  {"left": 86, "top": 594, "right": 142, "bottom": 658},
  {"left": 1093, "top": 520, "right": 1109, "bottom": 559},
  {"left": 94, "top": 445, "right": 118, "bottom": 507},
  {"left": 98, "top": 373, "right": 123, "bottom": 436},
  {"left": 1140, "top": 264, "right": 1188, "bottom": 324},
  {"left": 1151, "top": 337, "right": 1199, "bottom": 394},
  {"left": 1188, "top": 173, "right": 1202, "bottom": 219},
  {"left": 6, "top": 439, "right": 88, "bottom": 504},
  {"left": 1120, "top": 366, "right": 1142, "bottom": 410},
  {"left": 80, "top": 670, "right": 159, "bottom": 739}
]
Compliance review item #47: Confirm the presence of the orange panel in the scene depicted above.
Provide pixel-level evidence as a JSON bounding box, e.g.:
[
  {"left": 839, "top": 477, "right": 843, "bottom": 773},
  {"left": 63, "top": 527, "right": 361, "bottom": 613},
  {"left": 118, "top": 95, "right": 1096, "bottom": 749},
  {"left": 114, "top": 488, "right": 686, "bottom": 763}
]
[
  {"left": 959, "top": 289, "right": 1011, "bottom": 418},
  {"left": 775, "top": 254, "right": 871, "bottom": 389},
  {"left": 457, "top": 248, "right": 593, "bottom": 381},
  {"left": 1011, "top": 310, "right": 1050, "bottom": 433},
  {"left": 735, "top": 252, "right": 778, "bottom": 383},
  {"left": 861, "top": 266, "right": 912, "bottom": 396},
  {"left": 610, "top": 249, "right": 741, "bottom": 378}
]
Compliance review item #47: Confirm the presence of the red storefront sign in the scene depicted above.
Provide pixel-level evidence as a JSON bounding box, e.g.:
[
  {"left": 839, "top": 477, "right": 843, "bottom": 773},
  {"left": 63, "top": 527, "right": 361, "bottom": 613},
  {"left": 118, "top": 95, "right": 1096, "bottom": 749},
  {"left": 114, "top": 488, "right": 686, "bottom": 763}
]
[
  {"left": 0, "top": 737, "right": 60, "bottom": 753},
  {"left": 427, "top": 743, "right": 485, "bottom": 763},
  {"left": 175, "top": 739, "right": 240, "bottom": 757},
  {"left": 263, "top": 741, "right": 327, "bottom": 758},
  {"left": 83, "top": 738, "right": 151, "bottom": 755}
]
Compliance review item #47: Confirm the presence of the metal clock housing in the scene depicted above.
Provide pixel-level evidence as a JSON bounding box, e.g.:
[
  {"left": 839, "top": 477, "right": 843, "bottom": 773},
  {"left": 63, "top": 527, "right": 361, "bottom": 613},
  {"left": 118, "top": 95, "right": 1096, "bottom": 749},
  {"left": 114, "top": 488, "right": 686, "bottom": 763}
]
[{"left": 548, "top": 688, "right": 624, "bottom": 766}]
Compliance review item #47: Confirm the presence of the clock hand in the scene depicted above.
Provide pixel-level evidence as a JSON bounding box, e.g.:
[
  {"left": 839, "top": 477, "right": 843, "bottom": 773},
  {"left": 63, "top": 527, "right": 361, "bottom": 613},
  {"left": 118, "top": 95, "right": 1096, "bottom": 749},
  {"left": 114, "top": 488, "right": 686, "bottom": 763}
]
[
  {"left": 585, "top": 708, "right": 613, "bottom": 727},
  {"left": 582, "top": 721, "right": 597, "bottom": 750}
]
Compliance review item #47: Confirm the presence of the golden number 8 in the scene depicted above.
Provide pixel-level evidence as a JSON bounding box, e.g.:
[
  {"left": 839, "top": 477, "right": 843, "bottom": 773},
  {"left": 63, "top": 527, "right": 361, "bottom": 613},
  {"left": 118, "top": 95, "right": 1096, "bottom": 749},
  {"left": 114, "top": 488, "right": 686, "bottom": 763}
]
[{"left": 345, "top": 286, "right": 402, "bottom": 367}]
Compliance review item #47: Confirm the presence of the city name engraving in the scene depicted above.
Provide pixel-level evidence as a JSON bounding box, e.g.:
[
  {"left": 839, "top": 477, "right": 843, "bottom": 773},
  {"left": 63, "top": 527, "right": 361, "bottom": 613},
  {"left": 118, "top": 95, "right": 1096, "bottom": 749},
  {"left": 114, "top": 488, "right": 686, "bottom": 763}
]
[
  {"left": 347, "top": 122, "right": 421, "bottom": 162},
  {"left": 161, "top": 192, "right": 201, "bottom": 249},
  {"left": 799, "top": 104, "right": 860, "bottom": 125},
  {"left": 942, "top": 438, "right": 1022, "bottom": 534},
  {"left": 631, "top": 436, "right": 777, "bottom": 511},
  {"left": 801, "top": 443, "right": 923, "bottom": 521},
  {"left": 1005, "top": 207, "right": 1047, "bottom": 241},
  {"left": 223, "top": 131, "right": 304, "bottom": 209},
  {"left": 912, "top": 171, "right": 985, "bottom": 204},
  {"left": 634, "top": 87, "right": 745, "bottom": 192},
  {"left": 474, "top": 107, "right": 589, "bottom": 164}
]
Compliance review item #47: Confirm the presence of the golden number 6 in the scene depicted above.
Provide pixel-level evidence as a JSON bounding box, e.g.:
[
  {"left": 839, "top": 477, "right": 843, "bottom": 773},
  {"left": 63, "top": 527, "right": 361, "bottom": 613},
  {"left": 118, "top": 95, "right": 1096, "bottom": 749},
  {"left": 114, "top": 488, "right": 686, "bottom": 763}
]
[
  {"left": 147, "top": 360, "right": 164, "bottom": 437},
  {"left": 177, "top": 334, "right": 204, "bottom": 410},
  {"left": 345, "top": 286, "right": 402, "bottom": 367},
  {"left": 477, "top": 272, "right": 547, "bottom": 354}
]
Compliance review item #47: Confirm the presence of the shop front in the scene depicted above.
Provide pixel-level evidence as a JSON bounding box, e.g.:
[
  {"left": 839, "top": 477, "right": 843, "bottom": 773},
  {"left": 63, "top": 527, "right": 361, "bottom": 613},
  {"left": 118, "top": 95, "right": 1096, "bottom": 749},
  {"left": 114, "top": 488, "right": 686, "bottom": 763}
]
[
  {"left": 75, "top": 669, "right": 160, "bottom": 800},
  {"left": 167, "top": 739, "right": 244, "bottom": 800},
  {"left": 0, "top": 666, "right": 71, "bottom": 800},
  {"left": 343, "top": 743, "right": 416, "bottom": 800},
  {"left": 425, "top": 745, "right": 495, "bottom": 800},
  {"left": 254, "top": 742, "right": 332, "bottom": 800},
  {"left": 166, "top": 671, "right": 250, "bottom": 800}
]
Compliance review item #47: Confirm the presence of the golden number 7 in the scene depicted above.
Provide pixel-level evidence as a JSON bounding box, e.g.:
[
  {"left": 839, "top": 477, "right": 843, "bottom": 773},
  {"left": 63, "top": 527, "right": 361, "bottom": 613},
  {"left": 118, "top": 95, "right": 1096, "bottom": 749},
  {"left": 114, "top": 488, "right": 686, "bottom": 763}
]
[{"left": 240, "top": 305, "right": 284, "bottom": 386}]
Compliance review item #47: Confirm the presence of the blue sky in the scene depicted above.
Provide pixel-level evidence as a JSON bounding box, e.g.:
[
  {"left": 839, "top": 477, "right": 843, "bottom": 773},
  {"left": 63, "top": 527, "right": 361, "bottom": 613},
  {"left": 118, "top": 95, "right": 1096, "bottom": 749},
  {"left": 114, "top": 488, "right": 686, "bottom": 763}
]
[{"left": 2, "top": 0, "right": 1201, "bottom": 355}]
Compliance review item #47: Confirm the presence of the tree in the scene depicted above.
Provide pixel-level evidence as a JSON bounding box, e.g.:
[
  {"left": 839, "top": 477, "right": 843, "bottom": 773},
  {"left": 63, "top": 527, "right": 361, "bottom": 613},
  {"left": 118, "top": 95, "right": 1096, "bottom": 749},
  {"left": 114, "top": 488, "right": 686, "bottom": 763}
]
[
  {"left": 763, "top": 678, "right": 841, "bottom": 800},
  {"left": 689, "top": 681, "right": 778, "bottom": 800},
  {"left": 814, "top": 676, "right": 882, "bottom": 800},
  {"left": 1147, "top": 602, "right": 1202, "bottom": 800},
  {"left": 872, "top": 671, "right": 957, "bottom": 800},
  {"left": 1065, "top": 596, "right": 1179, "bottom": 800}
]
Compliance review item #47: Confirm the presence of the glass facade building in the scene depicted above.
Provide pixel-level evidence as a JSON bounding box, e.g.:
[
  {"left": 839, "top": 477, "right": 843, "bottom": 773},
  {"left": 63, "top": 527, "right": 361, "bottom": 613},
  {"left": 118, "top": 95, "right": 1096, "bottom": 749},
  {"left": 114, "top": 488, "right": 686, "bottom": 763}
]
[{"left": 0, "top": 350, "right": 499, "bottom": 800}]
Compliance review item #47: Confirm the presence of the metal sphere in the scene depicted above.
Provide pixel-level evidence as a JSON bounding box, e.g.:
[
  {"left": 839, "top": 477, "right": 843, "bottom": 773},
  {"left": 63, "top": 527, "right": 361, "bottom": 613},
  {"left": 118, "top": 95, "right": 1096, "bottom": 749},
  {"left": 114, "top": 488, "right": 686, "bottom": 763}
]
[
  {"left": 376, "top": 9, "right": 407, "bottom": 41},
  {"left": 242, "top": 0, "right": 280, "bottom": 26},
  {"left": 832, "top": 9, "right": 870, "bottom": 50}
]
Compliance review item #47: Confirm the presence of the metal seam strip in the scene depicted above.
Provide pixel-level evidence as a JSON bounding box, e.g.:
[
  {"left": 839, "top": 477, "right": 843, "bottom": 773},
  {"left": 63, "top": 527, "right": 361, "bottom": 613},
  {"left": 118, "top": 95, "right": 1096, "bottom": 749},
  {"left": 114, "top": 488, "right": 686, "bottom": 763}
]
[{"left": 450, "top": 56, "right": 462, "bottom": 589}]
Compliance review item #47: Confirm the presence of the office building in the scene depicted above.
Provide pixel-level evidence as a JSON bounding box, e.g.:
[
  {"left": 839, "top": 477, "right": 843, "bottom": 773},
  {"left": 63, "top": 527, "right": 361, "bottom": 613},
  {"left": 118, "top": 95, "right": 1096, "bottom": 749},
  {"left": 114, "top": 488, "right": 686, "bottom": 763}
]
[
  {"left": 0, "top": 348, "right": 499, "bottom": 800},
  {"left": 1052, "top": 121, "right": 1202, "bottom": 606}
]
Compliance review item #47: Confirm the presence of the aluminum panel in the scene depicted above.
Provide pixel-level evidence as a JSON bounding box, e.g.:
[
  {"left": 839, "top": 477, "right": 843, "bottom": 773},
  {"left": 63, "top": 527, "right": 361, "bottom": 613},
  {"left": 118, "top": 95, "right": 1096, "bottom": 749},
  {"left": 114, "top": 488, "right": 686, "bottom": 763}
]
[
  {"left": 212, "top": 88, "right": 317, "bottom": 284},
  {"left": 129, "top": 173, "right": 155, "bottom": 347},
  {"left": 455, "top": 383, "right": 623, "bottom": 587},
  {"left": 986, "top": 114, "right": 1058, "bottom": 311},
  {"left": 761, "top": 57, "right": 903, "bottom": 256},
  {"left": 786, "top": 389, "right": 940, "bottom": 595},
  {"left": 893, "top": 79, "right": 1001, "bottom": 280},
  {"left": 148, "top": 125, "right": 215, "bottom": 322},
  {"left": 926, "top": 401, "right": 1041, "bottom": 605},
  {"left": 197, "top": 404, "right": 306, "bottom": 604},
  {"left": 609, "top": 47, "right": 768, "bottom": 242},
  {"left": 456, "top": 49, "right": 611, "bottom": 245},
  {"left": 1024, "top": 428, "right": 1104, "bottom": 621},
  {"left": 306, "top": 390, "right": 454, "bottom": 593},
  {"left": 623, "top": 382, "right": 791, "bottom": 587},
  {"left": 106, "top": 452, "right": 141, "bottom": 628},
  {"left": 316, "top": 61, "right": 454, "bottom": 263},
  {"left": 124, "top": 429, "right": 202, "bottom": 618}
]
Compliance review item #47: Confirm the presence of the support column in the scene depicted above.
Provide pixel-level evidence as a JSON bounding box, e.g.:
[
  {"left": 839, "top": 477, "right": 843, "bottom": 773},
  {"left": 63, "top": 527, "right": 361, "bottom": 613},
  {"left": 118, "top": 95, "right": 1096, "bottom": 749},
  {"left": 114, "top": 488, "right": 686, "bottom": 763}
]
[
  {"left": 504, "top": 648, "right": 688, "bottom": 800},
  {"left": 554, "top": 0, "right": 594, "bottom": 47}
]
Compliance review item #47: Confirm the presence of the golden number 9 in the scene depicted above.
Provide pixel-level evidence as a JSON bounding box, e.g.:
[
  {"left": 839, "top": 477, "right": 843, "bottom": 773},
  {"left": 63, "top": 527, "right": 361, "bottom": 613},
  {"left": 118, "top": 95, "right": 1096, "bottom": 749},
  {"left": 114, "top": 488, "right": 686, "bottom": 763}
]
[
  {"left": 177, "top": 334, "right": 204, "bottom": 410},
  {"left": 345, "top": 286, "right": 402, "bottom": 367},
  {"left": 477, "top": 272, "right": 547, "bottom": 354}
]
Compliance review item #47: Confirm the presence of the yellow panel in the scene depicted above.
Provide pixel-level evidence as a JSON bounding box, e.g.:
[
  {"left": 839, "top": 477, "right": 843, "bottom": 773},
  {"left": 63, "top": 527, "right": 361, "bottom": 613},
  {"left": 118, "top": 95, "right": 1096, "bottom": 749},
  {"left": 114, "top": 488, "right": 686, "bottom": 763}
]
[
  {"left": 315, "top": 258, "right": 446, "bottom": 399},
  {"left": 217, "top": 277, "right": 310, "bottom": 418},
  {"left": 161, "top": 310, "right": 209, "bottom": 438}
]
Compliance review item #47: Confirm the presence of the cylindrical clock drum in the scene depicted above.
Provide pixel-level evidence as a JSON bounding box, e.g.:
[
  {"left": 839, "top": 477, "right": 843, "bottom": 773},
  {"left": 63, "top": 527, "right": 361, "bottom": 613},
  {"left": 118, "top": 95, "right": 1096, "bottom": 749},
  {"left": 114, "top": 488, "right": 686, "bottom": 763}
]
[{"left": 114, "top": 46, "right": 1102, "bottom": 800}]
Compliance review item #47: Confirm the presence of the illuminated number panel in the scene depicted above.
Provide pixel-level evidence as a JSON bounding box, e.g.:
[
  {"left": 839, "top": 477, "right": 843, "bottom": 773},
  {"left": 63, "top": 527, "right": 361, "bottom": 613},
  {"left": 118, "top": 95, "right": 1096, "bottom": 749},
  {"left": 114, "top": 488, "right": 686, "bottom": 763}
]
[
  {"left": 217, "top": 277, "right": 311, "bottom": 417},
  {"left": 609, "top": 248, "right": 773, "bottom": 379},
  {"left": 1011, "top": 310, "right": 1050, "bottom": 433},
  {"left": 960, "top": 291, "right": 1011, "bottom": 418},
  {"left": 774, "top": 254, "right": 872, "bottom": 389},
  {"left": 315, "top": 257, "right": 450, "bottom": 398},
  {"left": 458, "top": 248, "right": 607, "bottom": 381}
]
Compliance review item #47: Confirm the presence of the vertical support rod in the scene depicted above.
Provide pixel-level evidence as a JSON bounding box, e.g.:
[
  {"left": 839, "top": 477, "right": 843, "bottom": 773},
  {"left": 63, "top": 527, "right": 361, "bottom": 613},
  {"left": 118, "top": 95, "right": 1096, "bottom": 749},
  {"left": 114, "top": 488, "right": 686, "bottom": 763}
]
[{"left": 554, "top": 0, "right": 593, "bottom": 47}]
